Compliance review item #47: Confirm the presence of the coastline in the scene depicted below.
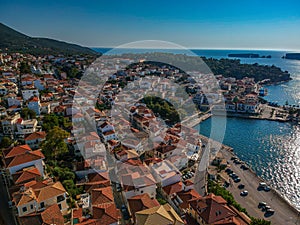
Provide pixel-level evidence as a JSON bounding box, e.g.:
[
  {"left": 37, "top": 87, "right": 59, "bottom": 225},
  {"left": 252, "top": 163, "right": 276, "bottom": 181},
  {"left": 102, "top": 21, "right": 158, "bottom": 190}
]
[
  {"left": 220, "top": 147, "right": 300, "bottom": 214},
  {"left": 194, "top": 115, "right": 300, "bottom": 221}
]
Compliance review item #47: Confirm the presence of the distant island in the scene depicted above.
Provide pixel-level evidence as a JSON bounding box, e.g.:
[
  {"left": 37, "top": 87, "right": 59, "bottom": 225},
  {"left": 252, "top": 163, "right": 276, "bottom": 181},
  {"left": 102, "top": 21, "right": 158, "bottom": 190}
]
[
  {"left": 283, "top": 53, "right": 300, "bottom": 60},
  {"left": 228, "top": 53, "right": 271, "bottom": 58},
  {"left": 0, "top": 23, "right": 98, "bottom": 56}
]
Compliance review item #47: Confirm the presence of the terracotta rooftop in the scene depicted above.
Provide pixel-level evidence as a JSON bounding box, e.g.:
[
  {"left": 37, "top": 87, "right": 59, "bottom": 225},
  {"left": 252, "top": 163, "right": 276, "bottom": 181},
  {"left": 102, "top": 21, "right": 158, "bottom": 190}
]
[
  {"left": 128, "top": 193, "right": 160, "bottom": 221},
  {"left": 25, "top": 131, "right": 46, "bottom": 141},
  {"left": 5, "top": 150, "right": 45, "bottom": 168},
  {"left": 3, "top": 145, "right": 32, "bottom": 159},
  {"left": 91, "top": 186, "right": 114, "bottom": 206},
  {"left": 189, "top": 193, "right": 237, "bottom": 225},
  {"left": 12, "top": 167, "right": 41, "bottom": 185},
  {"left": 162, "top": 181, "right": 184, "bottom": 195},
  {"left": 92, "top": 203, "right": 120, "bottom": 225}
]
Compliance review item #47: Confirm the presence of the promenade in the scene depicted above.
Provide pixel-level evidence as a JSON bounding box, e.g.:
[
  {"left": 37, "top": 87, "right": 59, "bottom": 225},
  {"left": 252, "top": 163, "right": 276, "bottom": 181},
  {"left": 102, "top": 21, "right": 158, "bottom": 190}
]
[
  {"left": 196, "top": 133, "right": 300, "bottom": 225},
  {"left": 222, "top": 148, "right": 300, "bottom": 225}
]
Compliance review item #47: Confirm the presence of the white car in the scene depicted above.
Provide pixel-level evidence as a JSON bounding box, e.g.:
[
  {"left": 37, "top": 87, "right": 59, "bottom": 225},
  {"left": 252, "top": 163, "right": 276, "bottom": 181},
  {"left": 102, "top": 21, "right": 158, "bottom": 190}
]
[{"left": 240, "top": 190, "right": 248, "bottom": 196}]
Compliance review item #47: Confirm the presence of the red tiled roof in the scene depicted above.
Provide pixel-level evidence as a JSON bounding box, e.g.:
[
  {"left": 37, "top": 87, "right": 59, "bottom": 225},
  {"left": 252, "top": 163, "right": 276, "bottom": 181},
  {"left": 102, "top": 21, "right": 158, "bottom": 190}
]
[
  {"left": 128, "top": 193, "right": 160, "bottom": 220},
  {"left": 92, "top": 203, "right": 120, "bottom": 225},
  {"left": 3, "top": 145, "right": 32, "bottom": 159},
  {"left": 91, "top": 187, "right": 114, "bottom": 206},
  {"left": 40, "top": 204, "right": 64, "bottom": 225},
  {"left": 189, "top": 193, "right": 237, "bottom": 224},
  {"left": 163, "top": 181, "right": 184, "bottom": 195},
  {"left": 12, "top": 167, "right": 41, "bottom": 185},
  {"left": 25, "top": 131, "right": 46, "bottom": 141},
  {"left": 5, "top": 150, "right": 45, "bottom": 168},
  {"left": 177, "top": 189, "right": 201, "bottom": 209}
]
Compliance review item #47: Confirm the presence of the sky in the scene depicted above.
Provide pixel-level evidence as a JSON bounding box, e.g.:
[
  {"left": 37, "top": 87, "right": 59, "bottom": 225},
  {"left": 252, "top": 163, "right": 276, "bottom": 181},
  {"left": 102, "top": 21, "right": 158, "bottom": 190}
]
[{"left": 1, "top": 0, "right": 300, "bottom": 50}]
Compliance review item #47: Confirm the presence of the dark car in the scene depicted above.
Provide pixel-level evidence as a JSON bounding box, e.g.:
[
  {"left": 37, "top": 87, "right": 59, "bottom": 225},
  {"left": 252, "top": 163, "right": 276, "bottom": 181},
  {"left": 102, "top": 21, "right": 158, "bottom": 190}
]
[
  {"left": 241, "top": 164, "right": 249, "bottom": 170},
  {"left": 238, "top": 184, "right": 245, "bottom": 189},
  {"left": 266, "top": 209, "right": 275, "bottom": 215},
  {"left": 264, "top": 186, "right": 271, "bottom": 192},
  {"left": 258, "top": 202, "right": 267, "bottom": 208},
  {"left": 225, "top": 168, "right": 232, "bottom": 173},
  {"left": 240, "top": 190, "right": 248, "bottom": 196},
  {"left": 121, "top": 205, "right": 131, "bottom": 220},
  {"left": 234, "top": 177, "right": 241, "bottom": 183}
]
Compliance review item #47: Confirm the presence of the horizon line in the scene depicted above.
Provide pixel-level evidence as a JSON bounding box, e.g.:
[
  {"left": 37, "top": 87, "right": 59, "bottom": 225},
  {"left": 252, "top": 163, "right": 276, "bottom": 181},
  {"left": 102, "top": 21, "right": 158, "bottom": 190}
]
[{"left": 90, "top": 46, "right": 300, "bottom": 52}]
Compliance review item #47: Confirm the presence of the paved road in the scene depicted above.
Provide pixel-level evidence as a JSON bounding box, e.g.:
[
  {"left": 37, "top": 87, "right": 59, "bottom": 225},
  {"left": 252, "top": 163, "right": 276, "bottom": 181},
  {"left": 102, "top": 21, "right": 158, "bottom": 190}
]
[
  {"left": 221, "top": 149, "right": 300, "bottom": 225},
  {"left": 0, "top": 173, "right": 17, "bottom": 225}
]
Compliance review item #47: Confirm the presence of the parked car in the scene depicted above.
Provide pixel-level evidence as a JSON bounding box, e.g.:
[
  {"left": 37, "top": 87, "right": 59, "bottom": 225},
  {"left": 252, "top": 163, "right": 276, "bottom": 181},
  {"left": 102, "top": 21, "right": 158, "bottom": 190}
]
[
  {"left": 121, "top": 205, "right": 130, "bottom": 220},
  {"left": 258, "top": 182, "right": 267, "bottom": 190},
  {"left": 240, "top": 190, "right": 248, "bottom": 196},
  {"left": 8, "top": 201, "right": 13, "bottom": 208},
  {"left": 234, "top": 177, "right": 241, "bottom": 183},
  {"left": 263, "top": 205, "right": 272, "bottom": 212},
  {"left": 241, "top": 164, "right": 249, "bottom": 170},
  {"left": 266, "top": 209, "right": 275, "bottom": 215},
  {"left": 225, "top": 168, "right": 232, "bottom": 173},
  {"left": 234, "top": 159, "right": 241, "bottom": 164},
  {"left": 238, "top": 184, "right": 245, "bottom": 189},
  {"left": 229, "top": 173, "right": 236, "bottom": 178},
  {"left": 264, "top": 186, "right": 271, "bottom": 192},
  {"left": 258, "top": 202, "right": 267, "bottom": 208},
  {"left": 116, "top": 183, "right": 122, "bottom": 192}
]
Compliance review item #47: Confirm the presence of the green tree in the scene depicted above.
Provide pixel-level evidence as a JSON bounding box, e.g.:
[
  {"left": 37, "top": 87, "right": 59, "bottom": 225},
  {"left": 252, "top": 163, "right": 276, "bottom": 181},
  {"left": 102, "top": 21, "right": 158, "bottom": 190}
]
[
  {"left": 19, "top": 61, "right": 31, "bottom": 74},
  {"left": 41, "top": 126, "right": 69, "bottom": 159},
  {"left": 0, "top": 137, "right": 13, "bottom": 149},
  {"left": 250, "top": 218, "right": 271, "bottom": 225},
  {"left": 42, "top": 114, "right": 59, "bottom": 131},
  {"left": 21, "top": 108, "right": 36, "bottom": 119}
]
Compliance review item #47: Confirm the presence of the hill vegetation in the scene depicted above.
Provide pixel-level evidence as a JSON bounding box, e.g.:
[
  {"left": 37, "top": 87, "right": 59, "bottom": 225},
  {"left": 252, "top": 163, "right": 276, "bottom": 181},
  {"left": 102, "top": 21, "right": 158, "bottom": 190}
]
[
  {"left": 0, "top": 23, "right": 98, "bottom": 56},
  {"left": 117, "top": 52, "right": 291, "bottom": 84}
]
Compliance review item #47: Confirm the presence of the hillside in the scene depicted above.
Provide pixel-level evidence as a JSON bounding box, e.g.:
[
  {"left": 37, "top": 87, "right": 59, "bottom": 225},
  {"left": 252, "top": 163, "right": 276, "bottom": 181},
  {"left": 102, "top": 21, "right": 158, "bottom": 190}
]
[{"left": 0, "top": 23, "right": 98, "bottom": 55}]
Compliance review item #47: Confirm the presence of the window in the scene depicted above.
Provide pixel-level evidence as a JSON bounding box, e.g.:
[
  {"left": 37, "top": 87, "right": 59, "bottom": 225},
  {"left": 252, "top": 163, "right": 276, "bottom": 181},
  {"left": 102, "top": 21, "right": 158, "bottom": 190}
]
[
  {"left": 22, "top": 207, "right": 27, "bottom": 212},
  {"left": 58, "top": 204, "right": 62, "bottom": 210},
  {"left": 30, "top": 205, "right": 33, "bottom": 210},
  {"left": 40, "top": 202, "right": 45, "bottom": 208},
  {"left": 57, "top": 195, "right": 65, "bottom": 203}
]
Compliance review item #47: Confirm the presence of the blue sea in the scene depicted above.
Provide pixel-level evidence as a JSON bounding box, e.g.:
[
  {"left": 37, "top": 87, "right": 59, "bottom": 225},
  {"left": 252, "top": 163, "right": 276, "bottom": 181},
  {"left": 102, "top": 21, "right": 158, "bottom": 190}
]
[{"left": 95, "top": 48, "right": 300, "bottom": 209}]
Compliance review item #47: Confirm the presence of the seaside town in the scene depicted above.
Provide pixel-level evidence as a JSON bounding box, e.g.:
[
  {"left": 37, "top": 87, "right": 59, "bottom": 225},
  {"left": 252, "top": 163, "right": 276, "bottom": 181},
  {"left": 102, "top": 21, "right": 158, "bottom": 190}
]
[{"left": 0, "top": 51, "right": 299, "bottom": 225}]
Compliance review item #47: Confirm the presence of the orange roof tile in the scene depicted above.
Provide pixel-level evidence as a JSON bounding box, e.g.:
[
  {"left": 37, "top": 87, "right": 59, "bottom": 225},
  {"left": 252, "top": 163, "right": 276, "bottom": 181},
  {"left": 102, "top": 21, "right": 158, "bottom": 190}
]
[
  {"left": 92, "top": 203, "right": 120, "bottom": 225},
  {"left": 162, "top": 181, "right": 184, "bottom": 195},
  {"left": 3, "top": 145, "right": 32, "bottom": 159},
  {"left": 25, "top": 131, "right": 46, "bottom": 141},
  {"left": 91, "top": 187, "right": 114, "bottom": 206},
  {"left": 12, "top": 167, "right": 41, "bottom": 185}
]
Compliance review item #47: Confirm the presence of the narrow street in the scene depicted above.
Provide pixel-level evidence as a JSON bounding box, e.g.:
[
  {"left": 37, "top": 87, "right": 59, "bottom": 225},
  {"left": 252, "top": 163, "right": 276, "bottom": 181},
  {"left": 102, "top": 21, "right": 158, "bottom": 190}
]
[{"left": 0, "top": 172, "right": 17, "bottom": 225}]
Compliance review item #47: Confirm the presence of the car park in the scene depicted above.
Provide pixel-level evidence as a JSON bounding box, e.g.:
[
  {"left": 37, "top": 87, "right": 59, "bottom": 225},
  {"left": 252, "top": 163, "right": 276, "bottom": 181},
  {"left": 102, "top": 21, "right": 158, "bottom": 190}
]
[{"left": 240, "top": 190, "right": 248, "bottom": 196}]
